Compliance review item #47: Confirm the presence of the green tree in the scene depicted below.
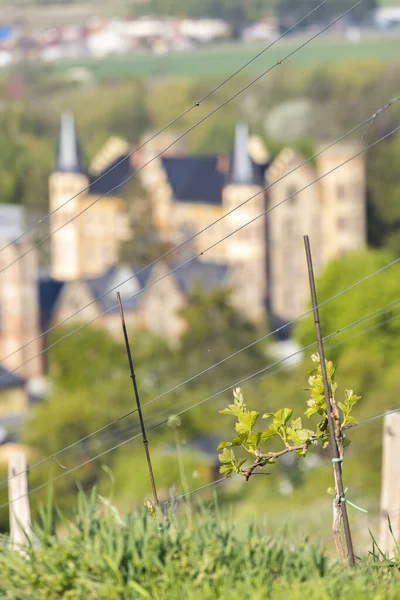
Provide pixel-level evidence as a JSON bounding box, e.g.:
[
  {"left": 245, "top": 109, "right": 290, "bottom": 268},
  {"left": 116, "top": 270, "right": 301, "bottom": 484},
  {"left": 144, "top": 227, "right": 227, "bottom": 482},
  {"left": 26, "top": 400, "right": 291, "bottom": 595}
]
[
  {"left": 294, "top": 249, "right": 400, "bottom": 366},
  {"left": 174, "top": 286, "right": 268, "bottom": 388},
  {"left": 368, "top": 135, "right": 400, "bottom": 254},
  {"left": 22, "top": 288, "right": 267, "bottom": 512},
  {"left": 134, "top": 0, "right": 275, "bottom": 33},
  {"left": 276, "top": 0, "right": 377, "bottom": 30}
]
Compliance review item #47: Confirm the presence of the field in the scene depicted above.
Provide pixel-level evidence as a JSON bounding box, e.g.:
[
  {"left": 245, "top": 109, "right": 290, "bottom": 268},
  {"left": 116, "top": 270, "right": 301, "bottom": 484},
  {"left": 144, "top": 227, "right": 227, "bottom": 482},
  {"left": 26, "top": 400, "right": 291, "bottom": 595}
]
[
  {"left": 0, "top": 1, "right": 142, "bottom": 29},
  {"left": 45, "top": 33, "right": 400, "bottom": 80},
  {"left": 1, "top": 492, "right": 400, "bottom": 599}
]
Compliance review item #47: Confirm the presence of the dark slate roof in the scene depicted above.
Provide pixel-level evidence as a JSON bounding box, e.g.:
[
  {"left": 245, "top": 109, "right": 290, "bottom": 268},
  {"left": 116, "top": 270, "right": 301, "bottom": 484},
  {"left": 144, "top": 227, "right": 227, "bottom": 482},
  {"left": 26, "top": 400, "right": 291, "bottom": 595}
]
[
  {"left": 89, "top": 153, "right": 132, "bottom": 196},
  {"left": 171, "top": 259, "right": 230, "bottom": 295},
  {"left": 0, "top": 367, "right": 25, "bottom": 390},
  {"left": 56, "top": 112, "right": 85, "bottom": 174},
  {"left": 161, "top": 156, "right": 225, "bottom": 205},
  {"left": 161, "top": 153, "right": 270, "bottom": 207},
  {"left": 39, "top": 279, "right": 64, "bottom": 330},
  {"left": 83, "top": 265, "right": 152, "bottom": 313}
]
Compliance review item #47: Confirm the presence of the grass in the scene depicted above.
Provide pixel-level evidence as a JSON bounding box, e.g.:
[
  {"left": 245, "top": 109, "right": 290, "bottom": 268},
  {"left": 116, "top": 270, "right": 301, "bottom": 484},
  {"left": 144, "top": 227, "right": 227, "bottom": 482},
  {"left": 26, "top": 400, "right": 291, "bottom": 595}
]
[
  {"left": 0, "top": 490, "right": 400, "bottom": 599},
  {"left": 42, "top": 33, "right": 400, "bottom": 80}
]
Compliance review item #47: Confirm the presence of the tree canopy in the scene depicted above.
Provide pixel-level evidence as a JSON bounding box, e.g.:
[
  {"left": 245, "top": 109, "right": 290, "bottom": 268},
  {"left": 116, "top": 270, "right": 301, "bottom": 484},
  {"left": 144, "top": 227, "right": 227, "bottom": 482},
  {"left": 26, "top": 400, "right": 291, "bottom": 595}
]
[{"left": 294, "top": 249, "right": 400, "bottom": 366}]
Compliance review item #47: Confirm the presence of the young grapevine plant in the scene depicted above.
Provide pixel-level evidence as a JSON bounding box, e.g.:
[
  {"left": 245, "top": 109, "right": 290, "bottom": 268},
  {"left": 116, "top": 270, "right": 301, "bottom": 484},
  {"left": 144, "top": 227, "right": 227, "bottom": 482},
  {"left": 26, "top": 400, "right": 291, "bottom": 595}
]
[{"left": 217, "top": 354, "right": 361, "bottom": 480}]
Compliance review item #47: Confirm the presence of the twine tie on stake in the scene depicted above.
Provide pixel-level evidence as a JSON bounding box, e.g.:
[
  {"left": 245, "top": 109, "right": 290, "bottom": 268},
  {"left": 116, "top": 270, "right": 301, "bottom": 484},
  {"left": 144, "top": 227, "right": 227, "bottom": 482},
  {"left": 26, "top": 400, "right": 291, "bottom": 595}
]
[
  {"left": 339, "top": 486, "right": 368, "bottom": 514},
  {"left": 331, "top": 458, "right": 368, "bottom": 513}
]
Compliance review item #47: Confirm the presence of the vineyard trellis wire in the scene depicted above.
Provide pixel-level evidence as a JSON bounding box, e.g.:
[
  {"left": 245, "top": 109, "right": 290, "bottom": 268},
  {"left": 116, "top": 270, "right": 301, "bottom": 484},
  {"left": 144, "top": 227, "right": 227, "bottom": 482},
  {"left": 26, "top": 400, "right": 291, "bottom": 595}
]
[
  {"left": 0, "top": 0, "right": 363, "bottom": 280},
  {"left": 1, "top": 248, "right": 399, "bottom": 490},
  {"left": 0, "top": 0, "right": 332, "bottom": 260},
  {"left": 0, "top": 6, "right": 392, "bottom": 380},
  {"left": 1, "top": 119, "right": 399, "bottom": 387},
  {"left": 2, "top": 296, "right": 400, "bottom": 509},
  {"left": 0, "top": 0, "right": 396, "bottom": 552}
]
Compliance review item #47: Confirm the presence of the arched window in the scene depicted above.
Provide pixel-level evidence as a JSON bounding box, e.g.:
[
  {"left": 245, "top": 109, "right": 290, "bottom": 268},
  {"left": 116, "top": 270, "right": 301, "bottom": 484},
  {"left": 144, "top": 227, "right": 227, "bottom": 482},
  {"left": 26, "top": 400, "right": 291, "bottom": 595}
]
[
  {"left": 337, "top": 183, "right": 346, "bottom": 200},
  {"left": 286, "top": 183, "right": 297, "bottom": 202},
  {"left": 283, "top": 217, "right": 294, "bottom": 236}
]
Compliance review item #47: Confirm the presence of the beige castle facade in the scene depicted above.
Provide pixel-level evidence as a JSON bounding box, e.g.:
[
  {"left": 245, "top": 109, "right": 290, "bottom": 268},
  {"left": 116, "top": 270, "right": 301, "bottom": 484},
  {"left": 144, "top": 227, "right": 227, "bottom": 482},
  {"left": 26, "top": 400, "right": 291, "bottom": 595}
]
[
  {"left": 49, "top": 113, "right": 130, "bottom": 282},
  {"left": 267, "top": 143, "right": 366, "bottom": 322},
  {"left": 138, "top": 125, "right": 366, "bottom": 326},
  {"left": 47, "top": 117, "right": 366, "bottom": 342},
  {"left": 0, "top": 207, "right": 43, "bottom": 381}
]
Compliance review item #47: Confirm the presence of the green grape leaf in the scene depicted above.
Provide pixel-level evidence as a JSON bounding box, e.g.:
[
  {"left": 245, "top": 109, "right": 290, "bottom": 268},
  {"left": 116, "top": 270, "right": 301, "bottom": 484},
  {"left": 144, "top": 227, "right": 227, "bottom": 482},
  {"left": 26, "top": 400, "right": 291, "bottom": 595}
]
[
  {"left": 290, "top": 417, "right": 303, "bottom": 431},
  {"left": 345, "top": 415, "right": 358, "bottom": 425},
  {"left": 231, "top": 433, "right": 248, "bottom": 446},
  {"left": 217, "top": 441, "right": 232, "bottom": 450},
  {"left": 219, "top": 464, "right": 234, "bottom": 476},
  {"left": 219, "top": 448, "right": 235, "bottom": 464},
  {"left": 233, "top": 387, "right": 245, "bottom": 406},
  {"left": 235, "top": 410, "right": 259, "bottom": 433},
  {"left": 304, "top": 405, "right": 319, "bottom": 418},
  {"left": 219, "top": 404, "right": 243, "bottom": 417},
  {"left": 287, "top": 427, "right": 314, "bottom": 445},
  {"left": 273, "top": 408, "right": 293, "bottom": 427},
  {"left": 247, "top": 432, "right": 261, "bottom": 447},
  {"left": 261, "top": 427, "right": 278, "bottom": 442}
]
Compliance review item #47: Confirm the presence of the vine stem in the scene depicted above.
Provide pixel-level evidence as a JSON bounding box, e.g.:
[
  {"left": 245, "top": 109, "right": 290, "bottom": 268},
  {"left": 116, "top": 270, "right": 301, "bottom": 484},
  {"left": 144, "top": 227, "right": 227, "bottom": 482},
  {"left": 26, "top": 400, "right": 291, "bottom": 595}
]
[
  {"left": 242, "top": 441, "right": 314, "bottom": 481},
  {"left": 304, "top": 235, "right": 355, "bottom": 567}
]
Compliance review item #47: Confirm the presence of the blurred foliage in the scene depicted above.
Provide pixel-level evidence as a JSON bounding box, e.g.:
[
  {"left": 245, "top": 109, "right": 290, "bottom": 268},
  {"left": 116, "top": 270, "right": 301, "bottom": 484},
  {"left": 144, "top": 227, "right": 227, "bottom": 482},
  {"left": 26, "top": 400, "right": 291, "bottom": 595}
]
[
  {"left": 134, "top": 0, "right": 376, "bottom": 32},
  {"left": 1, "top": 57, "right": 400, "bottom": 540},
  {"left": 134, "top": 0, "right": 275, "bottom": 35},
  {"left": 276, "top": 0, "right": 377, "bottom": 30},
  {"left": 21, "top": 287, "right": 268, "bottom": 517},
  {"left": 1, "top": 491, "right": 400, "bottom": 599},
  {"left": 294, "top": 249, "right": 400, "bottom": 366},
  {"left": 368, "top": 134, "right": 400, "bottom": 254}
]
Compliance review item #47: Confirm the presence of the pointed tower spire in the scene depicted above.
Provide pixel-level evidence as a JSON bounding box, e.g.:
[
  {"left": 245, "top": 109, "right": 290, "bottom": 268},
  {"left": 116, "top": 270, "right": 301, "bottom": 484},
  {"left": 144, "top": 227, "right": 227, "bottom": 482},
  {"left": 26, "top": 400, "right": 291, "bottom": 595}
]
[
  {"left": 56, "top": 111, "right": 84, "bottom": 173},
  {"left": 231, "top": 122, "right": 254, "bottom": 185}
]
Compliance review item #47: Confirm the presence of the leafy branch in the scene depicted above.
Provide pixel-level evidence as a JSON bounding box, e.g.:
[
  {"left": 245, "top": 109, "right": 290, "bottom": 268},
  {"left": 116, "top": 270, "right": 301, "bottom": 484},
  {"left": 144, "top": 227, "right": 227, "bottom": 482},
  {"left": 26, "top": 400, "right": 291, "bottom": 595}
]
[{"left": 217, "top": 353, "right": 361, "bottom": 480}]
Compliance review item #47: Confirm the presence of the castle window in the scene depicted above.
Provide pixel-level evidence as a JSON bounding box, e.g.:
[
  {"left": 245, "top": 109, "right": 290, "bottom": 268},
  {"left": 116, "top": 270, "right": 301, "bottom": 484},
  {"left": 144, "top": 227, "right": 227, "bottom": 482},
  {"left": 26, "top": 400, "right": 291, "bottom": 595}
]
[
  {"left": 353, "top": 182, "right": 363, "bottom": 201},
  {"left": 287, "top": 185, "right": 298, "bottom": 205},
  {"left": 337, "top": 183, "right": 346, "bottom": 200},
  {"left": 284, "top": 288, "right": 295, "bottom": 311},
  {"left": 283, "top": 250, "right": 296, "bottom": 276},
  {"left": 283, "top": 217, "right": 295, "bottom": 236}
]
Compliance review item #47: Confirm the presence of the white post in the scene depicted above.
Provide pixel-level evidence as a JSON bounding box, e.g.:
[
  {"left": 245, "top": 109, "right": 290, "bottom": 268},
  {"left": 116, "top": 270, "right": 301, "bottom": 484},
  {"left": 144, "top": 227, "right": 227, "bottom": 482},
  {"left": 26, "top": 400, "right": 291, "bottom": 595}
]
[
  {"left": 379, "top": 413, "right": 400, "bottom": 556},
  {"left": 8, "top": 452, "right": 32, "bottom": 552}
]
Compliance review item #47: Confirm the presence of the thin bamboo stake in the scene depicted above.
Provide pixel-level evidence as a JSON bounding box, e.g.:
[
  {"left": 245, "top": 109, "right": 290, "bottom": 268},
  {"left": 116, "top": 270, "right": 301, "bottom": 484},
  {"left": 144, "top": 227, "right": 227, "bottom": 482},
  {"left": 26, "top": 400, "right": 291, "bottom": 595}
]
[{"left": 117, "top": 292, "right": 159, "bottom": 507}]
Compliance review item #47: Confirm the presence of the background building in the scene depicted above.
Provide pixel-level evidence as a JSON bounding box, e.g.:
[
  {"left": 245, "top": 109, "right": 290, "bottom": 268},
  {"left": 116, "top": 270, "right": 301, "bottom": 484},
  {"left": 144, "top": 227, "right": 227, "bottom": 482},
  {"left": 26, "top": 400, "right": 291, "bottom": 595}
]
[
  {"left": 0, "top": 205, "right": 43, "bottom": 381},
  {"left": 139, "top": 123, "right": 367, "bottom": 329},
  {"left": 49, "top": 112, "right": 131, "bottom": 281}
]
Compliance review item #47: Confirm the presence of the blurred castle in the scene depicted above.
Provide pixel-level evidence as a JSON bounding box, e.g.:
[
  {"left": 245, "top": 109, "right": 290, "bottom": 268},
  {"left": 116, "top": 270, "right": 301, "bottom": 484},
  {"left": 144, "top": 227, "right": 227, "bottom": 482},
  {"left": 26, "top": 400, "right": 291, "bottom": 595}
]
[
  {"left": 45, "top": 113, "right": 366, "bottom": 340},
  {"left": 0, "top": 114, "right": 366, "bottom": 440},
  {"left": 49, "top": 112, "right": 131, "bottom": 281},
  {"left": 137, "top": 123, "right": 366, "bottom": 328},
  {"left": 0, "top": 206, "right": 43, "bottom": 381}
]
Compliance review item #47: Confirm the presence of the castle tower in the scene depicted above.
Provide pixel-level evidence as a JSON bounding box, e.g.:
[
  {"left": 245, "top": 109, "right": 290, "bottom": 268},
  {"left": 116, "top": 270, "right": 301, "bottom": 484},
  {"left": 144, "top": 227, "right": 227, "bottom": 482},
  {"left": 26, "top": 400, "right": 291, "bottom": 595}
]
[
  {"left": 0, "top": 207, "right": 43, "bottom": 381},
  {"left": 266, "top": 148, "right": 323, "bottom": 326},
  {"left": 222, "top": 123, "right": 267, "bottom": 322},
  {"left": 316, "top": 144, "right": 366, "bottom": 263},
  {"left": 49, "top": 112, "right": 89, "bottom": 281}
]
